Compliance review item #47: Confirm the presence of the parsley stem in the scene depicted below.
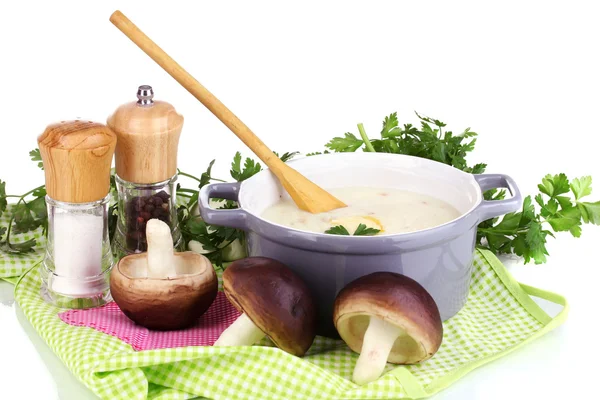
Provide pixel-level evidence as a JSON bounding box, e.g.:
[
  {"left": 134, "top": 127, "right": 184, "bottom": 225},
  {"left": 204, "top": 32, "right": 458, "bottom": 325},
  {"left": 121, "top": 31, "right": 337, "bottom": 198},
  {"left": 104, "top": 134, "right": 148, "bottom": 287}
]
[
  {"left": 7, "top": 185, "right": 46, "bottom": 203},
  {"left": 478, "top": 227, "right": 529, "bottom": 235},
  {"left": 4, "top": 215, "right": 14, "bottom": 249},
  {"left": 178, "top": 171, "right": 226, "bottom": 183},
  {"left": 177, "top": 171, "right": 202, "bottom": 183},
  {"left": 177, "top": 188, "right": 198, "bottom": 194},
  {"left": 357, "top": 123, "right": 376, "bottom": 152}
]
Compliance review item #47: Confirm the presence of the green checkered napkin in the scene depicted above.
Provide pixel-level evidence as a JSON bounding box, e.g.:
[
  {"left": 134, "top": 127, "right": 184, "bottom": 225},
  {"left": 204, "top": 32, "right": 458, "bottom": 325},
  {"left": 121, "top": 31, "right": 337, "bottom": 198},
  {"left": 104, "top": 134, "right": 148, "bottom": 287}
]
[
  {"left": 0, "top": 205, "right": 45, "bottom": 281},
  {"left": 4, "top": 224, "right": 567, "bottom": 400}
]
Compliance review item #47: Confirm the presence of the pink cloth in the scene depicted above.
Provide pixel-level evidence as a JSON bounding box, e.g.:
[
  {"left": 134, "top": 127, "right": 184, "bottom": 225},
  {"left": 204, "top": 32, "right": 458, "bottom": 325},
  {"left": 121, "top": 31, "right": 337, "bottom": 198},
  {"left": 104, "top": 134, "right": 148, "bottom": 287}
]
[{"left": 58, "top": 292, "right": 241, "bottom": 351}]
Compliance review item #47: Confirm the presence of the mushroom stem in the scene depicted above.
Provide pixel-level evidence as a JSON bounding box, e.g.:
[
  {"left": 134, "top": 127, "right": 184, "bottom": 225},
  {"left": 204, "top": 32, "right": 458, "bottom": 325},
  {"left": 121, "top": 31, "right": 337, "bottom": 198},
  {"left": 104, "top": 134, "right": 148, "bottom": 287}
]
[
  {"left": 146, "top": 219, "right": 177, "bottom": 278},
  {"left": 214, "top": 313, "right": 265, "bottom": 347},
  {"left": 352, "top": 316, "right": 402, "bottom": 385}
]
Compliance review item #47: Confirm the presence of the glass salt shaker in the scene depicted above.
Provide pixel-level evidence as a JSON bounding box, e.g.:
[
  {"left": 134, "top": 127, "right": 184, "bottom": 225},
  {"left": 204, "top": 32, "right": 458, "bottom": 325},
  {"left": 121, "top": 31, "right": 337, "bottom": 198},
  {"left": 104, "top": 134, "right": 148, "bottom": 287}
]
[
  {"left": 107, "top": 85, "right": 184, "bottom": 257},
  {"left": 38, "top": 120, "right": 117, "bottom": 308}
]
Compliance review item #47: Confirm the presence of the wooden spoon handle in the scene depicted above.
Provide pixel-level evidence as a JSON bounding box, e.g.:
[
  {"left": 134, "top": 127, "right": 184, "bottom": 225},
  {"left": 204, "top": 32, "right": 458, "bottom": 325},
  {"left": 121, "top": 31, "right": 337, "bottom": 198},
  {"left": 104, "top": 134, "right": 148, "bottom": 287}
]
[{"left": 109, "top": 10, "right": 282, "bottom": 170}]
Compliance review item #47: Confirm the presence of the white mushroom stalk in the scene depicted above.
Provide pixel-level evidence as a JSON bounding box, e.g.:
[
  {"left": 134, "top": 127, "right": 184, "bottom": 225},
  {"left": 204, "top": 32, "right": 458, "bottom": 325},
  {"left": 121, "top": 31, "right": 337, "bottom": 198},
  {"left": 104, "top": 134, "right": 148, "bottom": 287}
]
[
  {"left": 146, "top": 219, "right": 177, "bottom": 278},
  {"left": 214, "top": 313, "right": 265, "bottom": 347},
  {"left": 352, "top": 316, "right": 403, "bottom": 385}
]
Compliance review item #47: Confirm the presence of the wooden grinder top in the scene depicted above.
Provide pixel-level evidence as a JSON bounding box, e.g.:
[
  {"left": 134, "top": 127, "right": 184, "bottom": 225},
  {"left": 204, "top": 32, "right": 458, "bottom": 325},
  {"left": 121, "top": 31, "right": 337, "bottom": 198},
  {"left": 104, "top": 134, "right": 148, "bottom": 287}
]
[
  {"left": 38, "top": 120, "right": 117, "bottom": 203},
  {"left": 107, "top": 85, "right": 184, "bottom": 184}
]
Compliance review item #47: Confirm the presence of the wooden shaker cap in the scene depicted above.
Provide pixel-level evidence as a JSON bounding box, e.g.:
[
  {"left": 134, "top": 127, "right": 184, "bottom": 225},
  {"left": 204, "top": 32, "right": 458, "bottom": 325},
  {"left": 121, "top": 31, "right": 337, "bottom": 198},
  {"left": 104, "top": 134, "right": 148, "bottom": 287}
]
[
  {"left": 107, "top": 90, "right": 184, "bottom": 184},
  {"left": 37, "top": 120, "right": 117, "bottom": 203}
]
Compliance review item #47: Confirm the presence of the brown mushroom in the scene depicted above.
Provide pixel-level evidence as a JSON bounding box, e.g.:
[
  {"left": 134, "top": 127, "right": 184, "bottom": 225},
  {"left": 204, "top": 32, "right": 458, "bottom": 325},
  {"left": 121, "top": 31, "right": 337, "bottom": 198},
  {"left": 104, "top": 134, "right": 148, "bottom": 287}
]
[
  {"left": 333, "top": 272, "right": 443, "bottom": 385},
  {"left": 110, "top": 219, "right": 217, "bottom": 330},
  {"left": 213, "top": 257, "right": 317, "bottom": 357}
]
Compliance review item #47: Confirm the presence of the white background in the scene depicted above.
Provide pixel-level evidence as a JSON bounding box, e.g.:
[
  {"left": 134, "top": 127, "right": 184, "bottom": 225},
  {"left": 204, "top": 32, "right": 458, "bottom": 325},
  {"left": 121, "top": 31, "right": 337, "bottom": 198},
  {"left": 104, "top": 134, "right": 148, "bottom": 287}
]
[{"left": 1, "top": 1, "right": 599, "bottom": 399}]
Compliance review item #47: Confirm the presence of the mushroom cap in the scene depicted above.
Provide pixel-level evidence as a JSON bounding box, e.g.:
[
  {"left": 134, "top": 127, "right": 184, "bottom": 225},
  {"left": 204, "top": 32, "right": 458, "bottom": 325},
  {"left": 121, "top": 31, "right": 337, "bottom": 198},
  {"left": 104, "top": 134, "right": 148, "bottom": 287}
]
[
  {"left": 110, "top": 251, "right": 217, "bottom": 330},
  {"left": 333, "top": 272, "right": 443, "bottom": 364},
  {"left": 222, "top": 257, "right": 317, "bottom": 356}
]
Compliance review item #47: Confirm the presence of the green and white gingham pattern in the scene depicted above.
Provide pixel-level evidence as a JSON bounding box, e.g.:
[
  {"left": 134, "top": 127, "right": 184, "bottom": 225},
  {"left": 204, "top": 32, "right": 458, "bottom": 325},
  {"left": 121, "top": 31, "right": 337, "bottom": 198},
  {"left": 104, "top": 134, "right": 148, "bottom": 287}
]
[
  {"left": 0, "top": 205, "right": 45, "bottom": 280},
  {"left": 5, "top": 223, "right": 568, "bottom": 400}
]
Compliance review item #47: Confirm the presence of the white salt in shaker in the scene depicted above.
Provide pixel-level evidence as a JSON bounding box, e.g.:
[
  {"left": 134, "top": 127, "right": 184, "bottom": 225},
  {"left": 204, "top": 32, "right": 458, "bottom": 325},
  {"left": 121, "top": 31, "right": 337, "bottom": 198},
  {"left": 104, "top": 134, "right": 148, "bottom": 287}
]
[{"left": 38, "top": 120, "right": 117, "bottom": 308}]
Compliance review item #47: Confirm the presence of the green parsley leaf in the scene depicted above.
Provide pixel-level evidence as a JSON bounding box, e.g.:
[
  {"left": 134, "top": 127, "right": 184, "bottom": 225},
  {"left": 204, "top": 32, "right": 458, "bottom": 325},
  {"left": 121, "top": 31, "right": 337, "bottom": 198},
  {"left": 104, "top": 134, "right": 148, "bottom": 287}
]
[
  {"left": 325, "top": 225, "right": 350, "bottom": 236},
  {"left": 230, "top": 152, "right": 242, "bottom": 179},
  {"left": 199, "top": 159, "right": 216, "bottom": 189},
  {"left": 353, "top": 223, "right": 381, "bottom": 236},
  {"left": 524, "top": 221, "right": 549, "bottom": 264},
  {"left": 569, "top": 225, "right": 582, "bottom": 238},
  {"left": 521, "top": 195, "right": 535, "bottom": 224},
  {"left": 325, "top": 132, "right": 364, "bottom": 152},
  {"left": 0, "top": 238, "right": 37, "bottom": 254},
  {"left": 485, "top": 232, "right": 511, "bottom": 251},
  {"left": 240, "top": 157, "right": 262, "bottom": 181},
  {"left": 570, "top": 176, "right": 592, "bottom": 200},
  {"left": 380, "top": 113, "right": 400, "bottom": 138},
  {"left": 537, "top": 196, "right": 558, "bottom": 217},
  {"left": 230, "top": 152, "right": 262, "bottom": 181},
  {"left": 555, "top": 195, "right": 573, "bottom": 210},
  {"left": 538, "top": 173, "right": 570, "bottom": 197},
  {"left": 546, "top": 205, "right": 581, "bottom": 232},
  {"left": 29, "top": 148, "right": 44, "bottom": 170},
  {"left": 324, "top": 225, "right": 350, "bottom": 235},
  {"left": 275, "top": 151, "right": 300, "bottom": 163},
  {"left": 468, "top": 163, "right": 488, "bottom": 174},
  {"left": 415, "top": 112, "right": 447, "bottom": 129},
  {"left": 493, "top": 212, "right": 521, "bottom": 231},
  {"left": 578, "top": 201, "right": 600, "bottom": 225},
  {"left": 12, "top": 204, "right": 37, "bottom": 233},
  {"left": 484, "top": 188, "right": 506, "bottom": 201}
]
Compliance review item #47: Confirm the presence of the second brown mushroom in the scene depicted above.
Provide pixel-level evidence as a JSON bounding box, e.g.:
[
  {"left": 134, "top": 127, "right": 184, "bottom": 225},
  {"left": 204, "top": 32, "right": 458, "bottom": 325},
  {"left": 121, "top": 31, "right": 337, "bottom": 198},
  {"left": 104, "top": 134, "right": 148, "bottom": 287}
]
[
  {"left": 334, "top": 272, "right": 444, "bottom": 385},
  {"left": 213, "top": 257, "right": 317, "bottom": 357}
]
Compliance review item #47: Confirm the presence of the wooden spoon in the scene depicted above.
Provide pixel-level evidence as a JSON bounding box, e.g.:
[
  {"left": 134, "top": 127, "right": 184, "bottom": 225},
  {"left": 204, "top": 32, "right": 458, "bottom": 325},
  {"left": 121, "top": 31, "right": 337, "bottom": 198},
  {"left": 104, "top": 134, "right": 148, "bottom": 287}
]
[{"left": 109, "top": 10, "right": 346, "bottom": 214}]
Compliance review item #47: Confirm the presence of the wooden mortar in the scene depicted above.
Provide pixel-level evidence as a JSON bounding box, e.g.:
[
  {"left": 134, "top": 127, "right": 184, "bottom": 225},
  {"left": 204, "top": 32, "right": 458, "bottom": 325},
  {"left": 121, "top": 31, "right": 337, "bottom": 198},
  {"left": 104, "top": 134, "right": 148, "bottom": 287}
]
[
  {"left": 107, "top": 86, "right": 184, "bottom": 184},
  {"left": 37, "top": 120, "right": 117, "bottom": 203}
]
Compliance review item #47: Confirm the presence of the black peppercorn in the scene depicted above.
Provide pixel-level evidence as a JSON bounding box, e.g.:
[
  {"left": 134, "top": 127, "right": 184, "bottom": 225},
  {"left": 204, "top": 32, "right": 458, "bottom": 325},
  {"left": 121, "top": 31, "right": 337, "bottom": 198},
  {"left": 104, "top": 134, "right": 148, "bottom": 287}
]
[
  {"left": 122, "top": 190, "right": 173, "bottom": 252},
  {"left": 156, "top": 190, "right": 171, "bottom": 201}
]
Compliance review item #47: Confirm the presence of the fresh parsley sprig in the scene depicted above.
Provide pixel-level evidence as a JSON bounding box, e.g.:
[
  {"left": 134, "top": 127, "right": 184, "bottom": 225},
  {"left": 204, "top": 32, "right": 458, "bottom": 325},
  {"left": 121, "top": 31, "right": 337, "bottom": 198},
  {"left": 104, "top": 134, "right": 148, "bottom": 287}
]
[
  {"left": 478, "top": 174, "right": 600, "bottom": 264},
  {"left": 318, "top": 112, "right": 599, "bottom": 264},
  {"left": 0, "top": 179, "right": 46, "bottom": 253},
  {"left": 325, "top": 223, "right": 381, "bottom": 236},
  {"left": 325, "top": 112, "right": 487, "bottom": 174}
]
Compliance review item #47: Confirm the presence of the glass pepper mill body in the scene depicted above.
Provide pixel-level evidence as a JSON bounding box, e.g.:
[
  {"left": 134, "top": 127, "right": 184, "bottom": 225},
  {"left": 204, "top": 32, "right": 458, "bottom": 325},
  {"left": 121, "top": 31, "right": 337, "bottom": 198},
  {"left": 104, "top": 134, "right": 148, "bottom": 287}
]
[
  {"left": 113, "top": 175, "right": 183, "bottom": 255},
  {"left": 37, "top": 120, "right": 117, "bottom": 309},
  {"left": 107, "top": 85, "right": 185, "bottom": 258}
]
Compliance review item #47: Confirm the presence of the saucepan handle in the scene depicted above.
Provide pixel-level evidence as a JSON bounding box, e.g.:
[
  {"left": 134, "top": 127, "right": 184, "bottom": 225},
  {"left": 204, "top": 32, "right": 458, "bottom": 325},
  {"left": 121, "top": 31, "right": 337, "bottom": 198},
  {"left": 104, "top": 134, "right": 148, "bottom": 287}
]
[
  {"left": 198, "top": 182, "right": 249, "bottom": 230},
  {"left": 473, "top": 174, "right": 523, "bottom": 222}
]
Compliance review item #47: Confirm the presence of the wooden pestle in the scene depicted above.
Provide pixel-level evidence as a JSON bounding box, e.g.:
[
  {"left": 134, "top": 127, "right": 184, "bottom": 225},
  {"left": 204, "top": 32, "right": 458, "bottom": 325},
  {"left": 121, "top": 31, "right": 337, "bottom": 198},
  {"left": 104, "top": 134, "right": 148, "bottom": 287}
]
[{"left": 109, "top": 10, "right": 346, "bottom": 214}]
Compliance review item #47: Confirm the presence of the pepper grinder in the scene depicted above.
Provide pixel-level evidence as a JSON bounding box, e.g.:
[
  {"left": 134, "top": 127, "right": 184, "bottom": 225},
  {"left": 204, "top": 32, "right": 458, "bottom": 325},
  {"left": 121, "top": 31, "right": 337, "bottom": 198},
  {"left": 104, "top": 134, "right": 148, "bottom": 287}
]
[
  {"left": 38, "top": 120, "right": 117, "bottom": 308},
  {"left": 107, "top": 85, "right": 184, "bottom": 257}
]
